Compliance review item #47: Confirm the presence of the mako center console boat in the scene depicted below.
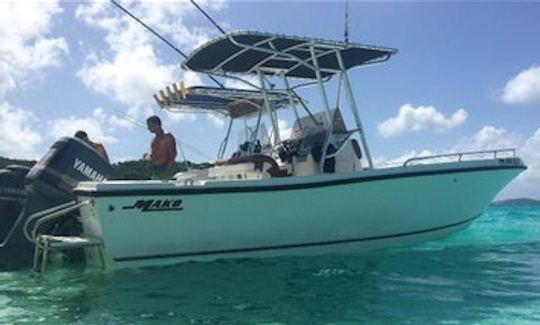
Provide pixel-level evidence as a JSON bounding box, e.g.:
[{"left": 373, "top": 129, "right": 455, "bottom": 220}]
[{"left": 23, "top": 31, "right": 526, "bottom": 271}]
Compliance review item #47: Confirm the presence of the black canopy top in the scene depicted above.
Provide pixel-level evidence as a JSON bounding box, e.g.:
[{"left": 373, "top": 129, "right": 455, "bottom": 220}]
[{"left": 183, "top": 31, "right": 397, "bottom": 79}]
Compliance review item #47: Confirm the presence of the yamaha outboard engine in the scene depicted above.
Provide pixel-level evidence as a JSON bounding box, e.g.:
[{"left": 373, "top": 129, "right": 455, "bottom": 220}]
[
  {"left": 0, "top": 165, "right": 31, "bottom": 267},
  {"left": 0, "top": 137, "right": 115, "bottom": 270}
]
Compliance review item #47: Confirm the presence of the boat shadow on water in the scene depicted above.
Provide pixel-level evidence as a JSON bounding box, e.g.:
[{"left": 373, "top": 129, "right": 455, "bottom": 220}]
[{"left": 2, "top": 234, "right": 540, "bottom": 325}]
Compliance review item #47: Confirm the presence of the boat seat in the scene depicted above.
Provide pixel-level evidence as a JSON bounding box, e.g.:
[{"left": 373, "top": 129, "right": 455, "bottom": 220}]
[
  {"left": 216, "top": 154, "right": 288, "bottom": 177},
  {"left": 351, "top": 139, "right": 362, "bottom": 159}
]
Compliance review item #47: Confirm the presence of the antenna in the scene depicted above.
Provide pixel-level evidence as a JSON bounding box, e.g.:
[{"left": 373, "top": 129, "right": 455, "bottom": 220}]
[
  {"left": 109, "top": 0, "right": 224, "bottom": 88},
  {"left": 344, "top": 0, "right": 349, "bottom": 44}
]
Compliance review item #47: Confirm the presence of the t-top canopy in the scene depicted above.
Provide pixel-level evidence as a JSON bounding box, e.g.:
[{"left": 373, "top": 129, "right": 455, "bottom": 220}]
[
  {"left": 154, "top": 84, "right": 294, "bottom": 119},
  {"left": 183, "top": 31, "right": 397, "bottom": 79}
]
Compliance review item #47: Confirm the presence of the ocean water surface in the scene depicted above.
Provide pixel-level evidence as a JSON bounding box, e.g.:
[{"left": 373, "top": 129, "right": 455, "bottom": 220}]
[{"left": 1, "top": 205, "right": 539, "bottom": 324}]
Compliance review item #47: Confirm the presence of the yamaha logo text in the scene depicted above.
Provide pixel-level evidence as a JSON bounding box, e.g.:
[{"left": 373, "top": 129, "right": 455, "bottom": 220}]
[
  {"left": 122, "top": 199, "right": 183, "bottom": 212},
  {"left": 73, "top": 158, "right": 106, "bottom": 182}
]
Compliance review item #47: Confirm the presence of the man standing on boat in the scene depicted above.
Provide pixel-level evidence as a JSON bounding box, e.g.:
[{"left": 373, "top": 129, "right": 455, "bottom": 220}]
[
  {"left": 74, "top": 130, "right": 110, "bottom": 162},
  {"left": 143, "top": 115, "right": 177, "bottom": 180}
]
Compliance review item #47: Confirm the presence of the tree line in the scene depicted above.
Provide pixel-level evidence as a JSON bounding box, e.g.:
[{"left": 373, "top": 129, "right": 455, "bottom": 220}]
[{"left": 0, "top": 157, "right": 212, "bottom": 180}]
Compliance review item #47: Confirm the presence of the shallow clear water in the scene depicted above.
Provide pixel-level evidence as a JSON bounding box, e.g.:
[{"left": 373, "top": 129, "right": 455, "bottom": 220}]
[{"left": 1, "top": 206, "right": 539, "bottom": 324}]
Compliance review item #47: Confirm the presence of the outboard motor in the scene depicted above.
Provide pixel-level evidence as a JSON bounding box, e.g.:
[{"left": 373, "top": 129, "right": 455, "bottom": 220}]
[
  {"left": 0, "top": 137, "right": 115, "bottom": 270},
  {"left": 0, "top": 165, "right": 31, "bottom": 262}
]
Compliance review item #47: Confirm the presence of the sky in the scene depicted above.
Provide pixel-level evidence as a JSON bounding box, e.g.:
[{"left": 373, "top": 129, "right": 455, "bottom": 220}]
[{"left": 0, "top": 1, "right": 539, "bottom": 199}]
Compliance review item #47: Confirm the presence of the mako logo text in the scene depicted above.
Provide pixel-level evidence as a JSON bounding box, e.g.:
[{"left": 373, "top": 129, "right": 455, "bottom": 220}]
[{"left": 122, "top": 199, "right": 183, "bottom": 212}]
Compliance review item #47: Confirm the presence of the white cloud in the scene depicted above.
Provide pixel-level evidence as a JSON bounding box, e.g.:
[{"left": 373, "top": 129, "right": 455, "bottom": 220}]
[
  {"left": 378, "top": 104, "right": 467, "bottom": 138},
  {"left": 107, "top": 106, "right": 150, "bottom": 129},
  {"left": 78, "top": 46, "right": 175, "bottom": 107},
  {"left": 380, "top": 126, "right": 522, "bottom": 164},
  {"left": 452, "top": 125, "right": 521, "bottom": 152},
  {"left": 453, "top": 126, "right": 540, "bottom": 195},
  {"left": 111, "top": 155, "right": 137, "bottom": 164},
  {"left": 278, "top": 119, "right": 292, "bottom": 139},
  {"left": 224, "top": 75, "right": 259, "bottom": 90},
  {"left": 183, "top": 71, "right": 203, "bottom": 87},
  {"left": 501, "top": 65, "right": 540, "bottom": 105},
  {"left": 374, "top": 149, "right": 436, "bottom": 168},
  {"left": 48, "top": 107, "right": 118, "bottom": 144},
  {"left": 0, "top": 1, "right": 68, "bottom": 97},
  {"left": 379, "top": 125, "right": 540, "bottom": 197},
  {"left": 166, "top": 111, "right": 198, "bottom": 123},
  {"left": 128, "top": 1, "right": 218, "bottom": 50},
  {"left": 0, "top": 1, "right": 65, "bottom": 159},
  {"left": 0, "top": 101, "right": 43, "bottom": 159},
  {"left": 519, "top": 128, "right": 540, "bottom": 184},
  {"left": 75, "top": 1, "right": 220, "bottom": 126},
  {"left": 207, "top": 114, "right": 226, "bottom": 128}
]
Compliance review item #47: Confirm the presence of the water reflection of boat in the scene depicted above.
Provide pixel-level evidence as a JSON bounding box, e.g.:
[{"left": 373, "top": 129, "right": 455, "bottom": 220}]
[{"left": 31, "top": 31, "right": 526, "bottom": 270}]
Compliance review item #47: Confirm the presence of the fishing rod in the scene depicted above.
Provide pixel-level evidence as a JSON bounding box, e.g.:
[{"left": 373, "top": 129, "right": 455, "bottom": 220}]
[
  {"left": 188, "top": 0, "right": 266, "bottom": 92},
  {"left": 190, "top": 0, "right": 226, "bottom": 35},
  {"left": 107, "top": 105, "right": 214, "bottom": 161},
  {"left": 109, "top": 0, "right": 224, "bottom": 88},
  {"left": 107, "top": 0, "right": 221, "bottom": 162}
]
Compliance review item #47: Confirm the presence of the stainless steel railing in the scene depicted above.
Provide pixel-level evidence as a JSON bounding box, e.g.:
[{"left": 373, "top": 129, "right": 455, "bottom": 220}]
[
  {"left": 403, "top": 149, "right": 516, "bottom": 166},
  {"left": 23, "top": 200, "right": 91, "bottom": 244}
]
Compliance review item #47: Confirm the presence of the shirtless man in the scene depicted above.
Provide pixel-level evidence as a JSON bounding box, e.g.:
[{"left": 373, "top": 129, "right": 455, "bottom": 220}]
[
  {"left": 74, "top": 130, "right": 110, "bottom": 162},
  {"left": 143, "top": 115, "right": 177, "bottom": 180}
]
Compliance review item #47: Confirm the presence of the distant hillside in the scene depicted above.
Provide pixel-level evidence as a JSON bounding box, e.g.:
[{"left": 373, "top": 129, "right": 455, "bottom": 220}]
[
  {"left": 0, "top": 157, "right": 36, "bottom": 169},
  {"left": 492, "top": 198, "right": 540, "bottom": 206},
  {"left": 112, "top": 160, "right": 213, "bottom": 180},
  {"left": 0, "top": 156, "right": 212, "bottom": 180}
]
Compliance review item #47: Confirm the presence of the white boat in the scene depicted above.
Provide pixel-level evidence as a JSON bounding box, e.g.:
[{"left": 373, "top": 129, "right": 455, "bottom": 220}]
[{"left": 27, "top": 31, "right": 526, "bottom": 270}]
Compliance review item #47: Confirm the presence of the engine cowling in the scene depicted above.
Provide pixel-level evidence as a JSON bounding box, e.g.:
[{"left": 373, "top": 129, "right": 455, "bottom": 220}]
[{"left": 0, "top": 137, "right": 115, "bottom": 270}]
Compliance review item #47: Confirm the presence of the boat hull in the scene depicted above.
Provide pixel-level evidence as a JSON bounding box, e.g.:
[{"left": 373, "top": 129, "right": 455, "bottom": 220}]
[{"left": 76, "top": 159, "right": 525, "bottom": 268}]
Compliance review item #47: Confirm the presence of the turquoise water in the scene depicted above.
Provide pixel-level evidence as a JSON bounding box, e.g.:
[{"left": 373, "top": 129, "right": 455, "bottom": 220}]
[{"left": 1, "top": 206, "right": 539, "bottom": 324}]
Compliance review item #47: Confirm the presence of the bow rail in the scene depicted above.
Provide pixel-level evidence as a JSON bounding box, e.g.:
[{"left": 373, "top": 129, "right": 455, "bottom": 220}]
[{"left": 403, "top": 149, "right": 516, "bottom": 166}]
